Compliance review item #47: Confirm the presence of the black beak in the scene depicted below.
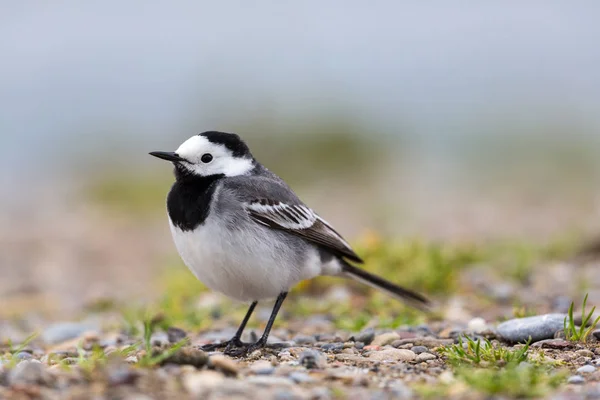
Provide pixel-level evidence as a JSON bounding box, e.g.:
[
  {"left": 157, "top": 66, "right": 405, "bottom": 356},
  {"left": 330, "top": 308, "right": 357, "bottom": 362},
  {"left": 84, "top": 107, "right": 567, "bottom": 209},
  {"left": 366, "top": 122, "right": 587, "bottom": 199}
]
[{"left": 149, "top": 151, "right": 186, "bottom": 162}]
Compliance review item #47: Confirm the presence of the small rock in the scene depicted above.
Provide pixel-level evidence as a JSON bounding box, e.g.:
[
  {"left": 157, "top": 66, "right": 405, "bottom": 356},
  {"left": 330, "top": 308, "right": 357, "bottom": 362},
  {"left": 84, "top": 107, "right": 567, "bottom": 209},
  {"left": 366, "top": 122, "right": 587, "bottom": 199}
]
[
  {"left": 125, "top": 356, "right": 138, "bottom": 364},
  {"left": 392, "top": 337, "right": 454, "bottom": 347},
  {"left": 320, "top": 342, "right": 344, "bottom": 352},
  {"left": 108, "top": 365, "right": 139, "bottom": 386},
  {"left": 496, "top": 314, "right": 566, "bottom": 343},
  {"left": 292, "top": 335, "right": 316, "bottom": 345},
  {"left": 354, "top": 328, "right": 376, "bottom": 345},
  {"left": 250, "top": 360, "right": 275, "bottom": 375},
  {"left": 162, "top": 348, "right": 208, "bottom": 368},
  {"left": 593, "top": 330, "right": 600, "bottom": 341},
  {"left": 531, "top": 339, "right": 572, "bottom": 349},
  {"left": 368, "top": 349, "right": 416, "bottom": 362},
  {"left": 416, "top": 352, "right": 437, "bottom": 362},
  {"left": 299, "top": 350, "right": 327, "bottom": 369},
  {"left": 150, "top": 332, "right": 169, "bottom": 347},
  {"left": 577, "top": 365, "right": 596, "bottom": 374},
  {"left": 410, "top": 346, "right": 428, "bottom": 354},
  {"left": 568, "top": 375, "right": 585, "bottom": 384},
  {"left": 246, "top": 376, "right": 294, "bottom": 386},
  {"left": 371, "top": 332, "right": 400, "bottom": 347},
  {"left": 42, "top": 322, "right": 96, "bottom": 345},
  {"left": 9, "top": 360, "right": 50, "bottom": 386},
  {"left": 289, "top": 371, "right": 315, "bottom": 384},
  {"left": 15, "top": 352, "right": 33, "bottom": 360},
  {"left": 210, "top": 355, "right": 239, "bottom": 376},
  {"left": 167, "top": 327, "right": 187, "bottom": 343},
  {"left": 576, "top": 349, "right": 595, "bottom": 358},
  {"left": 467, "top": 317, "right": 488, "bottom": 334},
  {"left": 183, "top": 370, "right": 225, "bottom": 395}
]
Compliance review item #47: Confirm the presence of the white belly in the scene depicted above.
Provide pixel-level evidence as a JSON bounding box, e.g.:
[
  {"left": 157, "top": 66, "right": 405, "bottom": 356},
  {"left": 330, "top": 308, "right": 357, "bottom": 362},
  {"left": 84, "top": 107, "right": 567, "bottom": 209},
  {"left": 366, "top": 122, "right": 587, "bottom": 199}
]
[{"left": 169, "top": 217, "right": 323, "bottom": 301}]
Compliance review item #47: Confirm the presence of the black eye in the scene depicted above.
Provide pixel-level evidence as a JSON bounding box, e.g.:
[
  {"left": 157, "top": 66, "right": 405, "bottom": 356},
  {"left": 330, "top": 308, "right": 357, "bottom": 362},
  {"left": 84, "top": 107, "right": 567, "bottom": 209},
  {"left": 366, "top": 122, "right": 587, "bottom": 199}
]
[{"left": 201, "top": 153, "right": 213, "bottom": 163}]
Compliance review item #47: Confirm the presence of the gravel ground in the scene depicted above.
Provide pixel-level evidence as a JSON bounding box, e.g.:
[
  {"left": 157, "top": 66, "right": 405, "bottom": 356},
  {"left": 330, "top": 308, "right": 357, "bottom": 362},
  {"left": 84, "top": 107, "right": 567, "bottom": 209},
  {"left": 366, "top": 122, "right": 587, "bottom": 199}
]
[{"left": 4, "top": 187, "right": 600, "bottom": 399}]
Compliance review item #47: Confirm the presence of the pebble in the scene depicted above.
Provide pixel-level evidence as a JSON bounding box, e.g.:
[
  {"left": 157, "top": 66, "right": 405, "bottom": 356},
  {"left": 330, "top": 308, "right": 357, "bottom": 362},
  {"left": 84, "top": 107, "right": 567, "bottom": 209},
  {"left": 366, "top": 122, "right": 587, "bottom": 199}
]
[
  {"left": 108, "top": 365, "right": 139, "bottom": 385},
  {"left": 496, "top": 314, "right": 566, "bottom": 343},
  {"left": 42, "top": 322, "right": 96, "bottom": 345},
  {"left": 577, "top": 365, "right": 596, "bottom": 374},
  {"left": 150, "top": 332, "right": 169, "bottom": 347},
  {"left": 371, "top": 332, "right": 400, "bottom": 347},
  {"left": 163, "top": 348, "right": 208, "bottom": 368},
  {"left": 467, "top": 317, "right": 488, "bottom": 334},
  {"left": 531, "top": 339, "right": 572, "bottom": 349},
  {"left": 576, "top": 349, "right": 595, "bottom": 358},
  {"left": 410, "top": 346, "right": 428, "bottom": 354},
  {"left": 15, "top": 351, "right": 33, "bottom": 360},
  {"left": 593, "top": 330, "right": 600, "bottom": 341},
  {"left": 210, "top": 355, "right": 239, "bottom": 376},
  {"left": 299, "top": 350, "right": 327, "bottom": 369},
  {"left": 368, "top": 349, "right": 416, "bottom": 362},
  {"left": 292, "top": 335, "right": 316, "bottom": 345},
  {"left": 568, "top": 375, "right": 585, "bottom": 384},
  {"left": 182, "top": 370, "right": 225, "bottom": 395},
  {"left": 250, "top": 360, "right": 275, "bottom": 375},
  {"left": 416, "top": 352, "right": 437, "bottom": 362},
  {"left": 8, "top": 360, "right": 49, "bottom": 386},
  {"left": 167, "top": 327, "right": 187, "bottom": 343},
  {"left": 320, "top": 342, "right": 344, "bottom": 352},
  {"left": 289, "top": 371, "right": 315, "bottom": 384},
  {"left": 246, "top": 376, "right": 294, "bottom": 386},
  {"left": 354, "top": 328, "right": 376, "bottom": 345}
]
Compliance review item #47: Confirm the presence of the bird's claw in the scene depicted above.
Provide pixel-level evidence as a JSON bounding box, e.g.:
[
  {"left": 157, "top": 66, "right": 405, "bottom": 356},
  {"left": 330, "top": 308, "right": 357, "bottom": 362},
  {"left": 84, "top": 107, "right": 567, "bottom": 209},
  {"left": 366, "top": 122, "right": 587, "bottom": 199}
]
[
  {"left": 223, "top": 339, "right": 266, "bottom": 357},
  {"left": 201, "top": 338, "right": 244, "bottom": 352}
]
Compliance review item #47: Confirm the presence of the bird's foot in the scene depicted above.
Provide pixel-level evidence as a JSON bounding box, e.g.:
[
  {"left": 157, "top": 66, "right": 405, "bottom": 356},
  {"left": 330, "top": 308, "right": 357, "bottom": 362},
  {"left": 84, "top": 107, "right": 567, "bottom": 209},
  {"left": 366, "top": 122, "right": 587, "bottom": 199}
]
[
  {"left": 223, "top": 338, "right": 267, "bottom": 357},
  {"left": 201, "top": 338, "right": 243, "bottom": 352}
]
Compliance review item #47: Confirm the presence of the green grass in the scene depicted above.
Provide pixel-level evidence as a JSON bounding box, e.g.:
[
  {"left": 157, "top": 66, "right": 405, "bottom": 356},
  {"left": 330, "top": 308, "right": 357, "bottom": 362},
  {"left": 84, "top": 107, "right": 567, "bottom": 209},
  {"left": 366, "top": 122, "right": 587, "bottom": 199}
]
[
  {"left": 0, "top": 333, "right": 38, "bottom": 368},
  {"left": 458, "top": 364, "right": 566, "bottom": 398},
  {"left": 431, "top": 336, "right": 567, "bottom": 398},
  {"left": 438, "top": 336, "right": 530, "bottom": 367},
  {"left": 564, "top": 293, "right": 600, "bottom": 342}
]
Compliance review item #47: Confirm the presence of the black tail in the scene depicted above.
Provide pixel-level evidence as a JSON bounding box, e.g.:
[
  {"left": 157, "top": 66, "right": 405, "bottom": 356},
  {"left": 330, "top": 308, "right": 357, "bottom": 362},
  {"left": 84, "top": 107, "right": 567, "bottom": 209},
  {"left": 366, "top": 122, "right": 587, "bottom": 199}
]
[{"left": 342, "top": 262, "right": 432, "bottom": 311}]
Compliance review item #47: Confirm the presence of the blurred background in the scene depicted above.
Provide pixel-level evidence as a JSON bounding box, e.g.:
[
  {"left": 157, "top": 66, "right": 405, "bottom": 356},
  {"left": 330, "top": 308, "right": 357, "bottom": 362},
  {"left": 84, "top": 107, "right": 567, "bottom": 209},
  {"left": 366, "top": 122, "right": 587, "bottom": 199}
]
[{"left": 1, "top": 2, "right": 600, "bottom": 324}]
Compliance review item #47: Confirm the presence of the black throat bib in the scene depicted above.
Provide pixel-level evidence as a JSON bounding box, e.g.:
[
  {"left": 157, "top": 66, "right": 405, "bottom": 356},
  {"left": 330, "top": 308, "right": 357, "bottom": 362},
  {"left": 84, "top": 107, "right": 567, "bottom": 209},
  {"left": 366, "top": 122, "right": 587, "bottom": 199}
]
[{"left": 167, "top": 171, "right": 224, "bottom": 231}]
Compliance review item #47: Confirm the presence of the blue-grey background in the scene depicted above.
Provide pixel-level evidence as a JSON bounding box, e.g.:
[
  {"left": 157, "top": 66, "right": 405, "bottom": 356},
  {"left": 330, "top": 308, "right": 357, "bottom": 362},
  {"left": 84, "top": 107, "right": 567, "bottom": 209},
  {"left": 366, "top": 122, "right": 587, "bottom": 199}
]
[{"left": 2, "top": 2, "right": 599, "bottom": 186}]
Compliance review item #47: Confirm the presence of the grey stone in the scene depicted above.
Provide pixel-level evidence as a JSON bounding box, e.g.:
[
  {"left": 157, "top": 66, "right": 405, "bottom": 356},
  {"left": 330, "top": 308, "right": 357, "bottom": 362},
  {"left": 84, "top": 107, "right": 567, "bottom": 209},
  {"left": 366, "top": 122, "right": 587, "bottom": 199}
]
[
  {"left": 289, "top": 371, "right": 315, "bottom": 383},
  {"left": 299, "top": 350, "right": 327, "bottom": 369},
  {"left": 416, "top": 352, "right": 437, "bottom": 361},
  {"left": 9, "top": 360, "right": 50, "bottom": 386},
  {"left": 568, "top": 375, "right": 585, "bottom": 384},
  {"left": 246, "top": 376, "right": 294, "bottom": 386},
  {"left": 496, "top": 314, "right": 566, "bottom": 343},
  {"left": 320, "top": 342, "right": 344, "bottom": 352},
  {"left": 292, "top": 335, "right": 316, "bottom": 345},
  {"left": 577, "top": 365, "right": 596, "bottom": 373},
  {"left": 371, "top": 332, "right": 401, "bottom": 347},
  {"left": 167, "top": 327, "right": 187, "bottom": 343},
  {"left": 410, "top": 346, "right": 428, "bottom": 354},
  {"left": 354, "top": 328, "right": 375, "bottom": 345},
  {"left": 42, "top": 322, "right": 96, "bottom": 345},
  {"left": 15, "top": 352, "right": 33, "bottom": 360},
  {"left": 150, "top": 332, "right": 169, "bottom": 347},
  {"left": 250, "top": 360, "right": 275, "bottom": 375}
]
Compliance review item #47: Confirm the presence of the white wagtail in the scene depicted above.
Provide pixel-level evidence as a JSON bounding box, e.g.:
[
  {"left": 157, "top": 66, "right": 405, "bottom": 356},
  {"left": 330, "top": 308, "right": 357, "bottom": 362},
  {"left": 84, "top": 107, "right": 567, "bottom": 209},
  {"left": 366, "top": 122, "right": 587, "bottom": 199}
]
[{"left": 150, "top": 131, "right": 430, "bottom": 355}]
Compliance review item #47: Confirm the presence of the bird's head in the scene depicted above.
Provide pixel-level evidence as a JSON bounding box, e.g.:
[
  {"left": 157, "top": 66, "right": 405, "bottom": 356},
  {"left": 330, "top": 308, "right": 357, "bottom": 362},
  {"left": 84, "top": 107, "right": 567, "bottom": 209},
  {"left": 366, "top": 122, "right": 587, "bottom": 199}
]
[{"left": 150, "top": 131, "right": 255, "bottom": 179}]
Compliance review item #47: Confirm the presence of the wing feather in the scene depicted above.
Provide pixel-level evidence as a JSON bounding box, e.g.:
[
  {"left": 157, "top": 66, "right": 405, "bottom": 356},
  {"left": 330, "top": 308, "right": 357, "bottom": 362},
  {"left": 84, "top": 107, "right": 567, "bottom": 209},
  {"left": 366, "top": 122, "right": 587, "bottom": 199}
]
[{"left": 245, "top": 200, "right": 363, "bottom": 263}]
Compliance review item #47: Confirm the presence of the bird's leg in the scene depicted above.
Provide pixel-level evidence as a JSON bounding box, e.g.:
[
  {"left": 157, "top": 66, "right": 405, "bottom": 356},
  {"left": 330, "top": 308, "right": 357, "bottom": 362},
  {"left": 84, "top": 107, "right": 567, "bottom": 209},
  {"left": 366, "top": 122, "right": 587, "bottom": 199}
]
[
  {"left": 201, "top": 301, "right": 257, "bottom": 351},
  {"left": 227, "top": 292, "right": 288, "bottom": 356}
]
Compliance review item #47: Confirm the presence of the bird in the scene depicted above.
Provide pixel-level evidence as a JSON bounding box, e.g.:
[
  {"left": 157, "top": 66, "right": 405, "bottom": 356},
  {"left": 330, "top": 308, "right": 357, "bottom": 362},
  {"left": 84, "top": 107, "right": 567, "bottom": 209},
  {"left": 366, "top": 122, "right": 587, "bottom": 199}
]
[{"left": 150, "top": 131, "right": 430, "bottom": 356}]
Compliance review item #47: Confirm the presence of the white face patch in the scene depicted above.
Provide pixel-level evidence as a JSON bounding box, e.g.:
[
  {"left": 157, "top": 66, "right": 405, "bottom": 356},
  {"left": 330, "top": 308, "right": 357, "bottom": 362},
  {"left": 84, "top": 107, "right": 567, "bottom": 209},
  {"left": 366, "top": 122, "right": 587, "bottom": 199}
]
[{"left": 175, "top": 135, "right": 254, "bottom": 177}]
